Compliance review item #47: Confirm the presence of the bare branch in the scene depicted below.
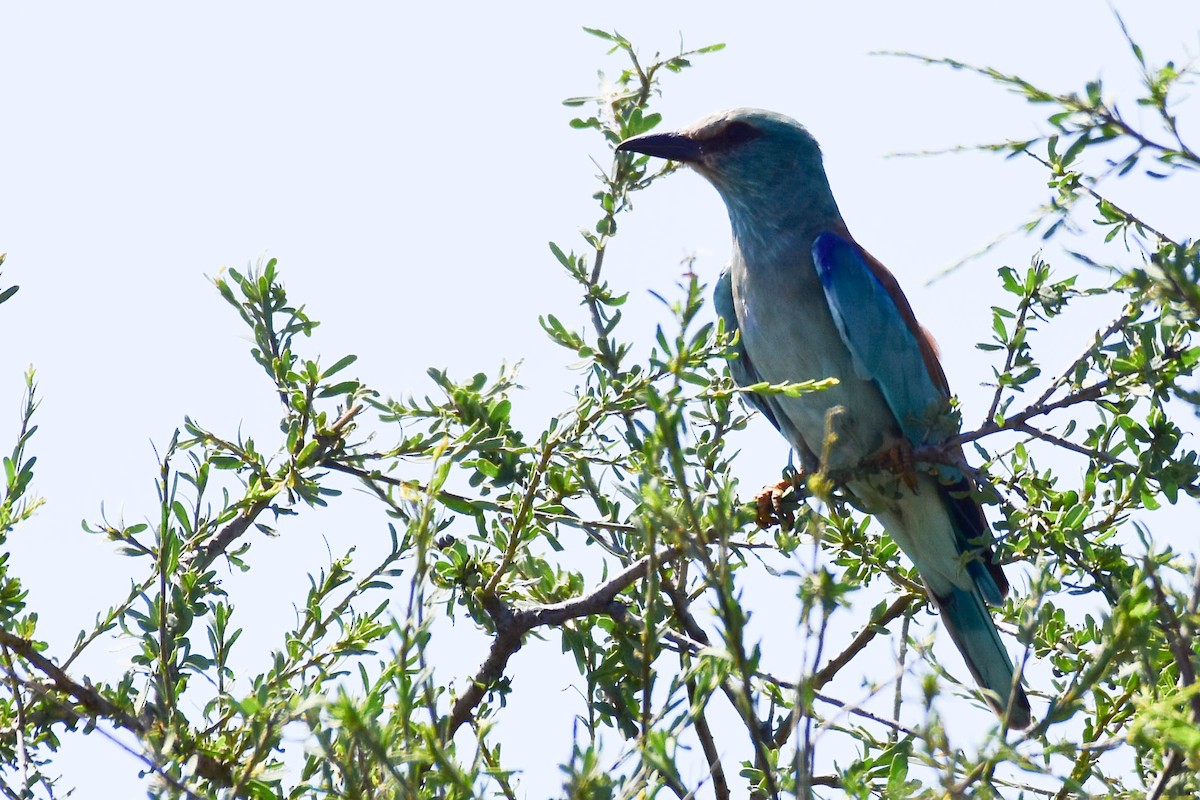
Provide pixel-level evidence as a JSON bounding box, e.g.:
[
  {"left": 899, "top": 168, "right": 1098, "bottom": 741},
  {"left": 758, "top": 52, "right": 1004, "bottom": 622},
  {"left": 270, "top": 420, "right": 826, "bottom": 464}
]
[
  {"left": 687, "top": 679, "right": 730, "bottom": 800},
  {"left": 0, "top": 629, "right": 233, "bottom": 792},
  {"left": 190, "top": 404, "right": 363, "bottom": 570},
  {"left": 772, "top": 594, "right": 919, "bottom": 749},
  {"left": 1012, "top": 422, "right": 1128, "bottom": 465},
  {"left": 443, "top": 547, "right": 681, "bottom": 738},
  {"left": 954, "top": 380, "right": 1110, "bottom": 449}
]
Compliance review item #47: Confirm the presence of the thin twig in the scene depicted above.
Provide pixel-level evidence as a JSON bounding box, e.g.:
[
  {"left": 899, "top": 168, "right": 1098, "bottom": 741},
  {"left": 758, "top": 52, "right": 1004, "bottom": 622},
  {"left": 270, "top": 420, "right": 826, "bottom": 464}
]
[
  {"left": 1031, "top": 310, "right": 1135, "bottom": 411},
  {"left": 0, "top": 629, "right": 232, "bottom": 788},
  {"left": 1013, "top": 422, "right": 1128, "bottom": 465},
  {"left": 772, "top": 594, "right": 919, "bottom": 750},
  {"left": 813, "top": 595, "right": 919, "bottom": 690},
  {"left": 986, "top": 289, "right": 1035, "bottom": 424},
  {"left": 654, "top": 624, "right": 921, "bottom": 738},
  {"left": 443, "top": 546, "right": 681, "bottom": 738},
  {"left": 952, "top": 380, "right": 1111, "bottom": 448},
  {"left": 0, "top": 645, "right": 30, "bottom": 790},
  {"left": 190, "top": 404, "right": 363, "bottom": 569},
  {"left": 323, "top": 460, "right": 638, "bottom": 533},
  {"left": 687, "top": 679, "right": 730, "bottom": 800},
  {"left": 893, "top": 609, "right": 913, "bottom": 744},
  {"left": 1147, "top": 751, "right": 1183, "bottom": 800},
  {"left": 810, "top": 691, "right": 920, "bottom": 738}
]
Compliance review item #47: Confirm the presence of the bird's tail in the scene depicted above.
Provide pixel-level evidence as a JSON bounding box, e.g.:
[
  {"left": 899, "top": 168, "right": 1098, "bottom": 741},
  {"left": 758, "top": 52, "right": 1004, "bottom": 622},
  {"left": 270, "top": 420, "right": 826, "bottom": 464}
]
[{"left": 933, "top": 585, "right": 1032, "bottom": 729}]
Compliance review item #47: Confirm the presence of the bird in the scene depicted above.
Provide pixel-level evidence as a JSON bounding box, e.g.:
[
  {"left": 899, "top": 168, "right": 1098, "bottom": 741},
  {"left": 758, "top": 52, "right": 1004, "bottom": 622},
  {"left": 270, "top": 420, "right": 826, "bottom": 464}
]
[{"left": 617, "top": 108, "right": 1032, "bottom": 729}]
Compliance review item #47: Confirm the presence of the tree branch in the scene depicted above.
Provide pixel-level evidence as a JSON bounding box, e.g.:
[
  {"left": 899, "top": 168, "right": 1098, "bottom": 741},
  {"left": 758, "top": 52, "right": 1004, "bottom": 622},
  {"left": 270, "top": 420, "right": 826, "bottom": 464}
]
[
  {"left": 687, "top": 678, "right": 730, "bottom": 800},
  {"left": 0, "top": 629, "right": 146, "bottom": 735},
  {"left": 953, "top": 380, "right": 1110, "bottom": 449},
  {"left": 0, "top": 629, "right": 233, "bottom": 789},
  {"left": 772, "top": 593, "right": 919, "bottom": 749},
  {"left": 1012, "top": 422, "right": 1127, "bottom": 465},
  {"left": 443, "top": 546, "right": 681, "bottom": 739},
  {"left": 190, "top": 403, "right": 363, "bottom": 570}
]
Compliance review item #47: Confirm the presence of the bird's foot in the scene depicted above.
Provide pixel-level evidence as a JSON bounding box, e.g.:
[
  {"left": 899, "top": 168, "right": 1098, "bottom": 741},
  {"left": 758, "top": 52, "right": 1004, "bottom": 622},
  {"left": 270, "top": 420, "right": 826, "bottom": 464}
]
[
  {"left": 865, "top": 438, "right": 920, "bottom": 490},
  {"left": 754, "top": 475, "right": 804, "bottom": 529}
]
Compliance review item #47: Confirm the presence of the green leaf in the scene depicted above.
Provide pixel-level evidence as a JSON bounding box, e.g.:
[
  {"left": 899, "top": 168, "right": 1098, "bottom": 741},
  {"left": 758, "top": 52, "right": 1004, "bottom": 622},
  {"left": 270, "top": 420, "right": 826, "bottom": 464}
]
[
  {"left": 321, "top": 354, "right": 358, "bottom": 379},
  {"left": 887, "top": 753, "right": 910, "bottom": 798},
  {"left": 1062, "top": 504, "right": 1088, "bottom": 530},
  {"left": 295, "top": 440, "right": 321, "bottom": 468},
  {"left": 582, "top": 27, "right": 616, "bottom": 42},
  {"left": 318, "top": 381, "right": 361, "bottom": 398}
]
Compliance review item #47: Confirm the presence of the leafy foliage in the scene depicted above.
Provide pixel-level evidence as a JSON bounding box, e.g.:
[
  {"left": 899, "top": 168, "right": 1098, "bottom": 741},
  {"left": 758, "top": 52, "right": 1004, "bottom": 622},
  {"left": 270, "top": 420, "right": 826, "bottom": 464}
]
[{"left": 0, "top": 19, "right": 1198, "bottom": 800}]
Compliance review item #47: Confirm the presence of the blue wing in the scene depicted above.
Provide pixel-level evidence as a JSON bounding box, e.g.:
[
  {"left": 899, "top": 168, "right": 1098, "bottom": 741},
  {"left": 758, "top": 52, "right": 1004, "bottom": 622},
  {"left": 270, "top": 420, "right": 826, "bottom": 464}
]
[
  {"left": 812, "top": 232, "right": 1007, "bottom": 605},
  {"left": 811, "top": 232, "right": 946, "bottom": 446}
]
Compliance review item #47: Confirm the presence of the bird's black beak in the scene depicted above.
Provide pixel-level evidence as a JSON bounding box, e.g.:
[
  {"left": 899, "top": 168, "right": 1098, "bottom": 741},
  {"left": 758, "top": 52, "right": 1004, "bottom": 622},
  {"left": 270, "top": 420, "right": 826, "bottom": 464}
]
[{"left": 616, "top": 131, "right": 703, "bottom": 163}]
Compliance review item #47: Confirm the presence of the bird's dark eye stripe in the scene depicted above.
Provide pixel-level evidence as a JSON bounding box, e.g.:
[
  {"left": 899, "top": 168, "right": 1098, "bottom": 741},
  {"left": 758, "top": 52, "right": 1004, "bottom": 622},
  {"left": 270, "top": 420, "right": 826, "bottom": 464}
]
[{"left": 706, "top": 120, "right": 762, "bottom": 151}]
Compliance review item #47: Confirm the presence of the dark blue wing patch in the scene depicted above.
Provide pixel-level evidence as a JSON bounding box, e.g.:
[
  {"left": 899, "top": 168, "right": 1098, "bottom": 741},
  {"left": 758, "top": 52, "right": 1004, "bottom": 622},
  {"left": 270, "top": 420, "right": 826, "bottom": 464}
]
[
  {"left": 811, "top": 232, "right": 945, "bottom": 446},
  {"left": 813, "top": 232, "right": 1005, "bottom": 604}
]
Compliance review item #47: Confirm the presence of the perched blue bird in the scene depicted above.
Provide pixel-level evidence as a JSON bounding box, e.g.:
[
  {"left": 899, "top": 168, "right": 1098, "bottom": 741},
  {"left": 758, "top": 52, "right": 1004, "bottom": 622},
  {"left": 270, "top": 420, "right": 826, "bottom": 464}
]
[{"left": 618, "top": 109, "right": 1032, "bottom": 729}]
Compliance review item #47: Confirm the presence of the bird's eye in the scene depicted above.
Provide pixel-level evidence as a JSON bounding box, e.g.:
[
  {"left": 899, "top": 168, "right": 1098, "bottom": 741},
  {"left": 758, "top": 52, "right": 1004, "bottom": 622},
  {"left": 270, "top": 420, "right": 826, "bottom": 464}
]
[{"left": 711, "top": 120, "right": 761, "bottom": 150}]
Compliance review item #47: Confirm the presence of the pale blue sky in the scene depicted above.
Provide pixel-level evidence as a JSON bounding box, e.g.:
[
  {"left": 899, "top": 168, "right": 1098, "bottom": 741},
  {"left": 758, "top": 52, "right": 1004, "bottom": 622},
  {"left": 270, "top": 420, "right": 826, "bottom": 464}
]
[{"left": 2, "top": 2, "right": 1198, "bottom": 796}]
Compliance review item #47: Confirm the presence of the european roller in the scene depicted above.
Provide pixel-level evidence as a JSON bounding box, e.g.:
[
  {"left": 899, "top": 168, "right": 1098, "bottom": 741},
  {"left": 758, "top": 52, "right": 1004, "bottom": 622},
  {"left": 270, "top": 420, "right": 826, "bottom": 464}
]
[{"left": 618, "top": 109, "right": 1032, "bottom": 729}]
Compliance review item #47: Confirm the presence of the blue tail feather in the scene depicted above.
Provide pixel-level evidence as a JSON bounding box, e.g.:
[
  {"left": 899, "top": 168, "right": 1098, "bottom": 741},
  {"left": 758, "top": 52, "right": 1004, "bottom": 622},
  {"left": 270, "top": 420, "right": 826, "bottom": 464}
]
[{"left": 935, "top": 585, "right": 1032, "bottom": 729}]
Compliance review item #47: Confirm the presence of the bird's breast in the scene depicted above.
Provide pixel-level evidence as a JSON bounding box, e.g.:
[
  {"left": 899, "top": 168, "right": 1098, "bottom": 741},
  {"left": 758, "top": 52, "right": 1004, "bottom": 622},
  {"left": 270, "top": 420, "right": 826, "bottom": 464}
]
[{"left": 731, "top": 243, "right": 898, "bottom": 471}]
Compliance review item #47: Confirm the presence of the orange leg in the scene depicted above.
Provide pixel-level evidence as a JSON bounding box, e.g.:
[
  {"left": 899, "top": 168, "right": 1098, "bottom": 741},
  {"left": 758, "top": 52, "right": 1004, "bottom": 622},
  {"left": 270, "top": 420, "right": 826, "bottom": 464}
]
[
  {"left": 865, "top": 437, "right": 920, "bottom": 490},
  {"left": 754, "top": 474, "right": 803, "bottom": 529}
]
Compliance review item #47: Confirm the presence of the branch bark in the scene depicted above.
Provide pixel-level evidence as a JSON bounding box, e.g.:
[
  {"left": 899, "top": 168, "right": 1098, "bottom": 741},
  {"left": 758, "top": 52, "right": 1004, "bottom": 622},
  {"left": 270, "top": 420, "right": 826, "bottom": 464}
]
[
  {"left": 190, "top": 403, "right": 362, "bottom": 570},
  {"left": 443, "top": 546, "right": 681, "bottom": 739},
  {"left": 0, "top": 629, "right": 233, "bottom": 788},
  {"left": 772, "top": 593, "right": 919, "bottom": 749}
]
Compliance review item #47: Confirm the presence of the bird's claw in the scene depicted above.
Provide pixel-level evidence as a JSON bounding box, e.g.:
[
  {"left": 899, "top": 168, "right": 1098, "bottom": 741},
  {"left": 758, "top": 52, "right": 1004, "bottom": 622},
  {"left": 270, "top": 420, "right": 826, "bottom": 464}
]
[
  {"left": 755, "top": 476, "right": 802, "bottom": 529},
  {"left": 866, "top": 438, "right": 920, "bottom": 490}
]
